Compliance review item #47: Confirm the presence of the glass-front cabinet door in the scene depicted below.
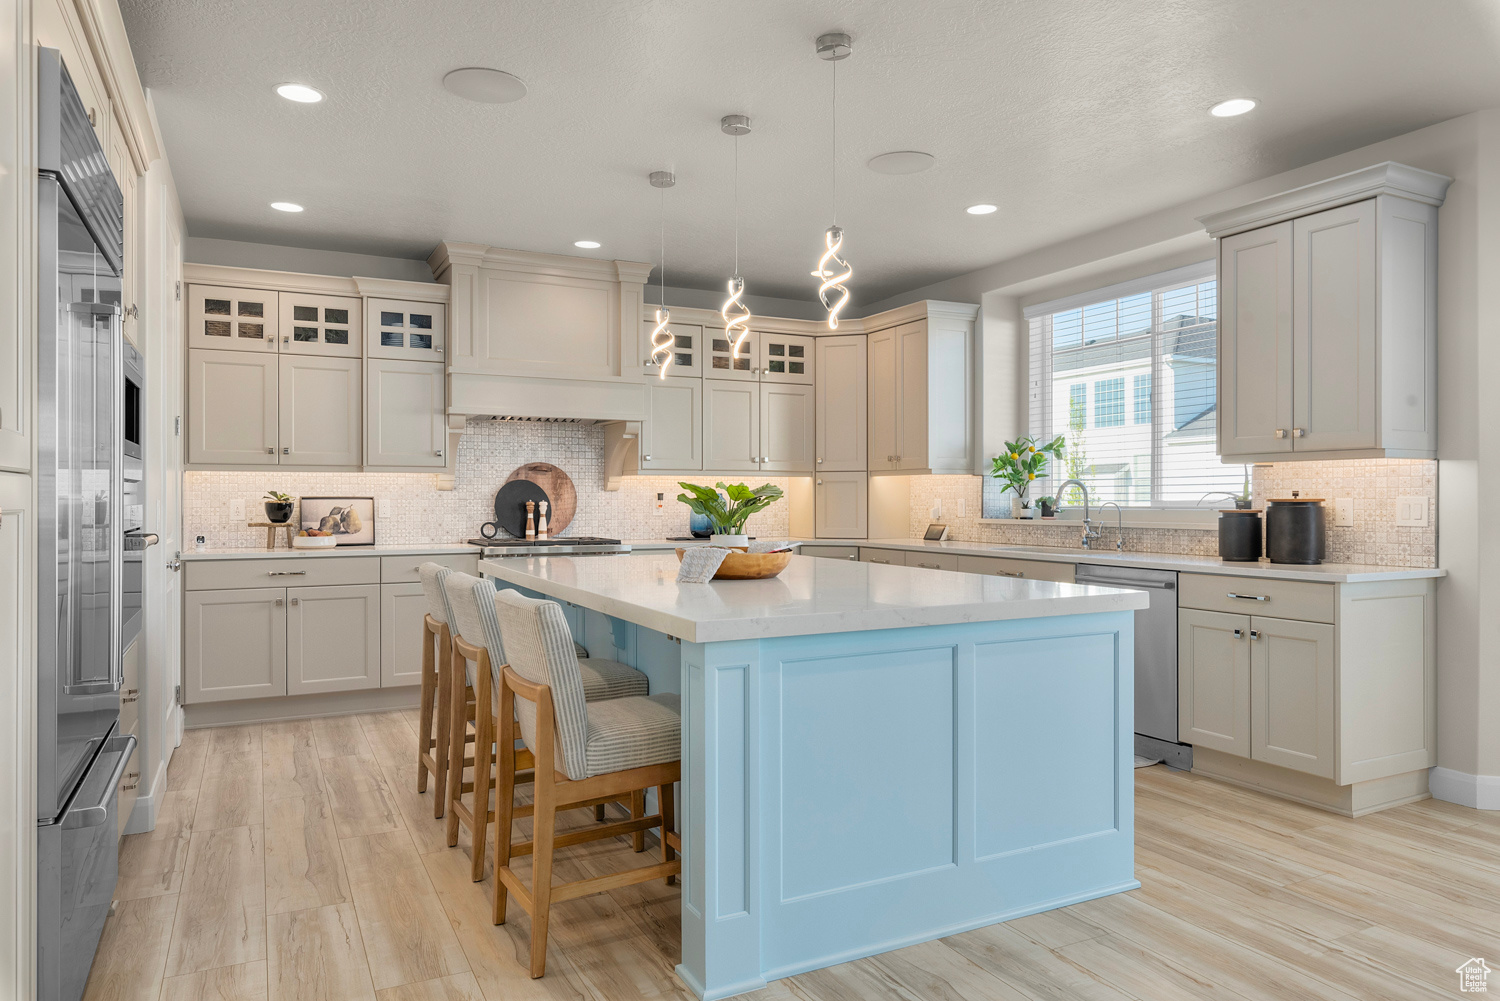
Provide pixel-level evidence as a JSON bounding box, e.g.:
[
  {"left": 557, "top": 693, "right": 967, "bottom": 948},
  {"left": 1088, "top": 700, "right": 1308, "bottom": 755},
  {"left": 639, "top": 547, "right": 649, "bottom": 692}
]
[
  {"left": 707, "top": 327, "right": 757, "bottom": 381},
  {"left": 187, "top": 285, "right": 279, "bottom": 353},
  {"left": 365, "top": 298, "right": 446, "bottom": 362},
  {"left": 759, "top": 332, "right": 814, "bottom": 384},
  {"left": 279, "top": 292, "right": 363, "bottom": 358},
  {"left": 639, "top": 313, "right": 703, "bottom": 378}
]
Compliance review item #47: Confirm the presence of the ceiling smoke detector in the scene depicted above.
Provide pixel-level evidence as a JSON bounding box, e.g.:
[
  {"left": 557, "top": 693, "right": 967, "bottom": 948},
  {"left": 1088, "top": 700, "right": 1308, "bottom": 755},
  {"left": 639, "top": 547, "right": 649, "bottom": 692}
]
[
  {"left": 867, "top": 151, "right": 935, "bottom": 175},
  {"left": 442, "top": 67, "right": 528, "bottom": 104}
]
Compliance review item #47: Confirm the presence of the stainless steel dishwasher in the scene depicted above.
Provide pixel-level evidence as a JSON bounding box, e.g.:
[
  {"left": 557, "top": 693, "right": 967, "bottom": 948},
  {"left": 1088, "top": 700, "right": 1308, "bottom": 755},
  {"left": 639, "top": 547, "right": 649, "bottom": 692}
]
[{"left": 1075, "top": 564, "right": 1190, "bottom": 768}]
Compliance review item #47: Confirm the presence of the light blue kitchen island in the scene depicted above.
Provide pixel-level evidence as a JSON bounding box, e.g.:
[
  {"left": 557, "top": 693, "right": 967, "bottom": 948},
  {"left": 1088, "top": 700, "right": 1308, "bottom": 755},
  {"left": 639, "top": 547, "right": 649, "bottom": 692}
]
[{"left": 480, "top": 552, "right": 1147, "bottom": 1000}]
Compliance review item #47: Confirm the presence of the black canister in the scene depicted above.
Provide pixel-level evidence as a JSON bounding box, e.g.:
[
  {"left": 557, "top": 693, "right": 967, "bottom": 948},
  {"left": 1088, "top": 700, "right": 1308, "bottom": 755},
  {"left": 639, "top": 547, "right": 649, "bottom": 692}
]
[
  {"left": 1218, "top": 509, "right": 1263, "bottom": 562},
  {"left": 1265, "top": 495, "right": 1327, "bottom": 564}
]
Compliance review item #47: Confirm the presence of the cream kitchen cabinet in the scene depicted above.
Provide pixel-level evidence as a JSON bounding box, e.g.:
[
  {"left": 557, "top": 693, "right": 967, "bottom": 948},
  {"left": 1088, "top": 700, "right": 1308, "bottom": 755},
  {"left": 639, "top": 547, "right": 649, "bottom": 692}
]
[
  {"left": 380, "top": 583, "right": 428, "bottom": 687},
  {"left": 278, "top": 355, "right": 362, "bottom": 465},
  {"left": 183, "top": 588, "right": 288, "bottom": 703},
  {"left": 760, "top": 383, "right": 815, "bottom": 472},
  {"left": 367, "top": 297, "right": 446, "bottom": 363},
  {"left": 286, "top": 584, "right": 381, "bottom": 695},
  {"left": 365, "top": 360, "right": 446, "bottom": 467},
  {"left": 188, "top": 284, "right": 279, "bottom": 353},
  {"left": 867, "top": 311, "right": 973, "bottom": 474},
  {"left": 815, "top": 334, "right": 866, "bottom": 472},
  {"left": 704, "top": 329, "right": 813, "bottom": 384},
  {"left": 954, "top": 554, "right": 1076, "bottom": 583},
  {"left": 639, "top": 314, "right": 706, "bottom": 379},
  {"left": 281, "top": 292, "right": 362, "bottom": 358},
  {"left": 903, "top": 551, "right": 959, "bottom": 572},
  {"left": 1202, "top": 162, "right": 1449, "bottom": 462},
  {"left": 814, "top": 472, "right": 868, "bottom": 539},
  {"left": 187, "top": 349, "right": 279, "bottom": 464},
  {"left": 707, "top": 329, "right": 758, "bottom": 381},
  {"left": 703, "top": 378, "right": 760, "bottom": 473},
  {"left": 1177, "top": 571, "right": 1435, "bottom": 815},
  {"left": 640, "top": 377, "right": 702, "bottom": 472}
]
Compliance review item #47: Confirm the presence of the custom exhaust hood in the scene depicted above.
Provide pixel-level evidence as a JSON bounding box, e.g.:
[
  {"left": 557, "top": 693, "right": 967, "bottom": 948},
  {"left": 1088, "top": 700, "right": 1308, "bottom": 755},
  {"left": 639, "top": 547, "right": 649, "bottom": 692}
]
[{"left": 429, "top": 242, "right": 655, "bottom": 424}]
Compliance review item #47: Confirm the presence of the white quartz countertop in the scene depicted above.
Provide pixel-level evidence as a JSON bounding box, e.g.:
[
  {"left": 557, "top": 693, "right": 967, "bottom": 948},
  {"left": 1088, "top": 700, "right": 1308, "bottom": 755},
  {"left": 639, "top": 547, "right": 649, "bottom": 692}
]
[
  {"left": 855, "top": 538, "right": 1444, "bottom": 583},
  {"left": 479, "top": 552, "right": 1148, "bottom": 643},
  {"left": 179, "top": 543, "right": 481, "bottom": 561}
]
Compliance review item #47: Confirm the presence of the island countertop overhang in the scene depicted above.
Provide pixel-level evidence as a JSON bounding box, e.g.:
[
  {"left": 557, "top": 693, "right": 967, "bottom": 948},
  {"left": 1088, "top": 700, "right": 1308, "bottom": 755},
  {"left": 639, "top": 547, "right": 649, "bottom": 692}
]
[{"left": 478, "top": 552, "right": 1149, "bottom": 643}]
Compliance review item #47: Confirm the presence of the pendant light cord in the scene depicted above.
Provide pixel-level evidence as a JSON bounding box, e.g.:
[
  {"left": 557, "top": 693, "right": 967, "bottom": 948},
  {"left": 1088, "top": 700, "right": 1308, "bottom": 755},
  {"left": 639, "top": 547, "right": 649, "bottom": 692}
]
[
  {"left": 831, "top": 58, "right": 837, "bottom": 225},
  {"left": 733, "top": 135, "right": 741, "bottom": 274},
  {"left": 659, "top": 186, "right": 666, "bottom": 306}
]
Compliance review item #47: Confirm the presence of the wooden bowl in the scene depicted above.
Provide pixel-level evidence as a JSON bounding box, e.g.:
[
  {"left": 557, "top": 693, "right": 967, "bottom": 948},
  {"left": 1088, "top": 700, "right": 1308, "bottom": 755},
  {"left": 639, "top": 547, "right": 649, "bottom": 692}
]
[{"left": 675, "top": 548, "right": 792, "bottom": 580}]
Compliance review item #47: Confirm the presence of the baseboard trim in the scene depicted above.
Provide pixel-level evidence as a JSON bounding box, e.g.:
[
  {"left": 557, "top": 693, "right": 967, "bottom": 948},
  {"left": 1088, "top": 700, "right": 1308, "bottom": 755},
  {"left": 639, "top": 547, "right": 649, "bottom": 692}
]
[
  {"left": 1429, "top": 766, "right": 1500, "bottom": 811},
  {"left": 184, "top": 686, "right": 420, "bottom": 728},
  {"left": 122, "top": 756, "right": 169, "bottom": 835},
  {"left": 1191, "top": 747, "right": 1429, "bottom": 817}
]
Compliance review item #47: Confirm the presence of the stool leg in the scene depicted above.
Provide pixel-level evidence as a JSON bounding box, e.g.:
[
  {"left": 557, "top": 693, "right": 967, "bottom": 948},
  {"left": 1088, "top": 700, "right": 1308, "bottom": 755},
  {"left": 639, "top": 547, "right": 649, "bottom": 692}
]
[
  {"left": 431, "top": 627, "right": 453, "bottom": 816},
  {"left": 594, "top": 804, "right": 605, "bottom": 822},
  {"left": 417, "top": 621, "right": 437, "bottom": 794},
  {"left": 470, "top": 659, "right": 494, "bottom": 882},
  {"left": 493, "top": 676, "right": 517, "bottom": 926},
  {"left": 444, "top": 653, "right": 469, "bottom": 847},
  {"left": 529, "top": 753, "right": 557, "bottom": 978},
  {"left": 631, "top": 790, "right": 646, "bottom": 852},
  {"left": 660, "top": 782, "right": 676, "bottom": 885}
]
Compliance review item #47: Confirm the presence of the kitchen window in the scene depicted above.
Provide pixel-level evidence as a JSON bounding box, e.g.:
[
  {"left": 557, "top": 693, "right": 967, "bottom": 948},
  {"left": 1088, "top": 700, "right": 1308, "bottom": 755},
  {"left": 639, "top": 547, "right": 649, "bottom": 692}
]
[{"left": 1025, "top": 261, "right": 1241, "bottom": 506}]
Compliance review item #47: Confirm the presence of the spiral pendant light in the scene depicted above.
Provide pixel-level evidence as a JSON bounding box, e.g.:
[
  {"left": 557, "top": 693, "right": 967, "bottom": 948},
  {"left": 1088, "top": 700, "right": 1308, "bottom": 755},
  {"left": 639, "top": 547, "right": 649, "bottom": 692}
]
[
  {"left": 721, "top": 114, "right": 753, "bottom": 357},
  {"left": 648, "top": 170, "right": 676, "bottom": 378},
  {"left": 813, "top": 32, "right": 853, "bottom": 329}
]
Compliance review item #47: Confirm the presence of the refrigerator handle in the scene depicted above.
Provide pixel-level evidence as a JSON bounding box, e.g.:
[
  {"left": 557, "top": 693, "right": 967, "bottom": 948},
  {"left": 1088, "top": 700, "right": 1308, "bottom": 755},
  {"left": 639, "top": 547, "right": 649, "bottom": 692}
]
[
  {"left": 110, "top": 307, "right": 123, "bottom": 690},
  {"left": 59, "top": 733, "right": 135, "bottom": 830}
]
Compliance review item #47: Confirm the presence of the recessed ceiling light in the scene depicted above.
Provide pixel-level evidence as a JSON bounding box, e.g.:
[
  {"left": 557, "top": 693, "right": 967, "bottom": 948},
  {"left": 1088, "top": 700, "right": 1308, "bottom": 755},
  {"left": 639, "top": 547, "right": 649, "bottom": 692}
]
[
  {"left": 966, "top": 204, "right": 998, "bottom": 215},
  {"left": 270, "top": 202, "right": 304, "bottom": 213},
  {"left": 275, "top": 83, "right": 324, "bottom": 104},
  {"left": 867, "top": 151, "right": 936, "bottom": 175},
  {"left": 1210, "top": 98, "right": 1256, "bottom": 118},
  {"left": 442, "top": 67, "right": 528, "bottom": 104},
  {"left": 574, "top": 240, "right": 601, "bottom": 249}
]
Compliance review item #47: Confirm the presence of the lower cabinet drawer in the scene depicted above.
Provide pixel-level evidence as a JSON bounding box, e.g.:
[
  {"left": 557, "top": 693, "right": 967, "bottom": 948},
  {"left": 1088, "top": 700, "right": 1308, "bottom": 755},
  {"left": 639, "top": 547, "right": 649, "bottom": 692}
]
[
  {"left": 956, "top": 555, "right": 1076, "bottom": 583},
  {"left": 904, "top": 551, "right": 959, "bottom": 571},
  {"left": 798, "top": 545, "right": 860, "bottom": 561},
  {"left": 186, "top": 556, "right": 380, "bottom": 590},
  {"left": 859, "top": 548, "right": 902, "bottom": 565},
  {"left": 1179, "top": 573, "right": 1335, "bottom": 623},
  {"left": 379, "top": 552, "right": 480, "bottom": 583}
]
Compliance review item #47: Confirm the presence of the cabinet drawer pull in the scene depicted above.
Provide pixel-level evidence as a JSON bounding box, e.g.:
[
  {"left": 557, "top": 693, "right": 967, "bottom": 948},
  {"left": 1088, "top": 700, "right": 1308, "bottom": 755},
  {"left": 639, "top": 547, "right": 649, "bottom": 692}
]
[
  {"left": 1227, "top": 592, "right": 1268, "bottom": 601},
  {"left": 268, "top": 570, "right": 308, "bottom": 576},
  {"left": 994, "top": 569, "right": 1023, "bottom": 577},
  {"left": 916, "top": 562, "right": 940, "bottom": 569}
]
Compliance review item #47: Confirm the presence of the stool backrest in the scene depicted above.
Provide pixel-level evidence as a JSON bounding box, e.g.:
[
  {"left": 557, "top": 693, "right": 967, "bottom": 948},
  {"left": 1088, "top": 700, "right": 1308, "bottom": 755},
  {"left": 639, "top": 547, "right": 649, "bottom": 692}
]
[
  {"left": 417, "top": 563, "right": 455, "bottom": 625},
  {"left": 491, "top": 589, "right": 591, "bottom": 780},
  {"left": 441, "top": 570, "right": 490, "bottom": 687}
]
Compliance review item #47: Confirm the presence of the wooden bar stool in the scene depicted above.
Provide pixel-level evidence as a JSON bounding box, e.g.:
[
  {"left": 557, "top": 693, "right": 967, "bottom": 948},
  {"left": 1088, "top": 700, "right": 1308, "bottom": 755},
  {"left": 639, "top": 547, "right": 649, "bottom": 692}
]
[
  {"left": 415, "top": 563, "right": 470, "bottom": 818},
  {"left": 487, "top": 588, "right": 681, "bottom": 979},
  {"left": 443, "top": 574, "right": 651, "bottom": 881}
]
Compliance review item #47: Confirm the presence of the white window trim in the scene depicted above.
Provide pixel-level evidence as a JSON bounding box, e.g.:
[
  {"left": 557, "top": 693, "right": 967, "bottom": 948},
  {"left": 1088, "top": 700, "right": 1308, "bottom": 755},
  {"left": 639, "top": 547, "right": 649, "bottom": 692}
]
[
  {"left": 978, "top": 507, "right": 1220, "bottom": 531},
  {"left": 1021, "top": 260, "right": 1216, "bottom": 320}
]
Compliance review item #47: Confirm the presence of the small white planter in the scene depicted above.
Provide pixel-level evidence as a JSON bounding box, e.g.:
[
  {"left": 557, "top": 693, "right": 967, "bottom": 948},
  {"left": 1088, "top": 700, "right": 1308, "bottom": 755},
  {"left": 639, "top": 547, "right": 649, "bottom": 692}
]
[
  {"left": 710, "top": 533, "right": 750, "bottom": 548},
  {"left": 1009, "top": 495, "right": 1027, "bottom": 519}
]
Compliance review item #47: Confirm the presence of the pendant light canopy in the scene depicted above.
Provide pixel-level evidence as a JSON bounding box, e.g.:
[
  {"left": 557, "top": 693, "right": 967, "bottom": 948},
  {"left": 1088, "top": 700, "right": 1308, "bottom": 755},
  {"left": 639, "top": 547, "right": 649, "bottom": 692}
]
[
  {"left": 648, "top": 170, "right": 676, "bottom": 378},
  {"left": 812, "top": 32, "right": 853, "bottom": 329},
  {"left": 721, "top": 115, "right": 753, "bottom": 357}
]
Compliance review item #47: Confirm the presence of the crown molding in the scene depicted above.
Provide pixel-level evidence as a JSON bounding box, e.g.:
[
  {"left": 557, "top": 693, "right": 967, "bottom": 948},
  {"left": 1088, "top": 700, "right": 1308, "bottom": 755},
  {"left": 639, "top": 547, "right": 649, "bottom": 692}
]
[
  {"left": 352, "top": 276, "right": 449, "bottom": 302},
  {"left": 1198, "top": 161, "right": 1453, "bottom": 238}
]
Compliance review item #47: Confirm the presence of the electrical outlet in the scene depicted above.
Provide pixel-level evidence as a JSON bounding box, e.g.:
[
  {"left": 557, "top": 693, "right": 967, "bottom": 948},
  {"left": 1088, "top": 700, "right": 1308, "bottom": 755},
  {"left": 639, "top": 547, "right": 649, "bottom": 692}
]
[
  {"left": 655, "top": 492, "right": 664, "bottom": 515},
  {"left": 957, "top": 498, "right": 966, "bottom": 518},
  {"left": 378, "top": 498, "right": 393, "bottom": 519},
  {"left": 228, "top": 498, "right": 245, "bottom": 522},
  {"left": 1396, "top": 495, "right": 1430, "bottom": 527},
  {"left": 1333, "top": 498, "right": 1354, "bottom": 528},
  {"left": 932, "top": 498, "right": 942, "bottom": 519}
]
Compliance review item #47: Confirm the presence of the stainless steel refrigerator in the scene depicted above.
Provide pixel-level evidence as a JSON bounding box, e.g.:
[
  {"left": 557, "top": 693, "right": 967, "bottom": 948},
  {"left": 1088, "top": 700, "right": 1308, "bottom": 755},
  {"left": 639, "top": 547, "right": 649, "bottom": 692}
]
[{"left": 35, "top": 47, "right": 136, "bottom": 1001}]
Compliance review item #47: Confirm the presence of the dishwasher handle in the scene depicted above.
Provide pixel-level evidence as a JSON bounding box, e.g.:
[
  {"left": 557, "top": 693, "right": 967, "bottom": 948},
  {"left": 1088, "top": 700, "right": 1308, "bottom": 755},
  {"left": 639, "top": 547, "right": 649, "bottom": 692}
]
[{"left": 1076, "top": 576, "right": 1175, "bottom": 590}]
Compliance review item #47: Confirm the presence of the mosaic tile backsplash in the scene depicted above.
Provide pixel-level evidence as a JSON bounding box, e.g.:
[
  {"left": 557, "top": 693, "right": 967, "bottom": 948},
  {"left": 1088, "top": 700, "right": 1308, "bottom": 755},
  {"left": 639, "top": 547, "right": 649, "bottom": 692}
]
[
  {"left": 917, "top": 457, "right": 1436, "bottom": 568},
  {"left": 184, "top": 420, "right": 791, "bottom": 548}
]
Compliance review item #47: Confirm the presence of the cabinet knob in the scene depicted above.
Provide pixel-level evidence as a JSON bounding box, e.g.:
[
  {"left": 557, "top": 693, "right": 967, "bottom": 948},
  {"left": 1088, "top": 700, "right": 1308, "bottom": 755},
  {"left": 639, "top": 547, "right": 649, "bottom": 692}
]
[
  {"left": 817, "top": 479, "right": 823, "bottom": 485},
  {"left": 817, "top": 457, "right": 823, "bottom": 463},
  {"left": 643, "top": 454, "right": 652, "bottom": 461},
  {"left": 289, "top": 596, "right": 300, "bottom": 606},
  {"left": 1233, "top": 628, "right": 1243, "bottom": 638},
  {"left": 274, "top": 597, "right": 284, "bottom": 606},
  {"left": 1292, "top": 427, "right": 1306, "bottom": 438},
  {"left": 282, "top": 336, "right": 289, "bottom": 345},
  {"left": 266, "top": 447, "right": 275, "bottom": 454},
  {"left": 1274, "top": 428, "right": 1288, "bottom": 439},
  {"left": 1249, "top": 629, "right": 1261, "bottom": 640},
  {"left": 848, "top": 554, "right": 856, "bottom": 560},
  {"left": 435, "top": 449, "right": 443, "bottom": 457},
  {"left": 282, "top": 447, "right": 289, "bottom": 455}
]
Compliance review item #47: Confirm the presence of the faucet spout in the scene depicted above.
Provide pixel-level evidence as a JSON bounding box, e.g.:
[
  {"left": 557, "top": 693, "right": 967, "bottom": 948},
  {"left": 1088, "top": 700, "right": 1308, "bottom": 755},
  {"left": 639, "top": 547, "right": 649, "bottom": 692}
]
[
  {"left": 1097, "top": 501, "right": 1125, "bottom": 551},
  {"left": 1052, "top": 479, "right": 1101, "bottom": 549}
]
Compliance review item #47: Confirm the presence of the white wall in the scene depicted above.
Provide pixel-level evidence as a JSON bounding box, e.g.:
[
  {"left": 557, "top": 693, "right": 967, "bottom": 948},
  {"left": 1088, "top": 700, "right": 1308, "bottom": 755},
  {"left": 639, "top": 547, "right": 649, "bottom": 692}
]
[
  {"left": 892, "top": 111, "right": 1499, "bottom": 804},
  {"left": 184, "top": 236, "right": 434, "bottom": 283}
]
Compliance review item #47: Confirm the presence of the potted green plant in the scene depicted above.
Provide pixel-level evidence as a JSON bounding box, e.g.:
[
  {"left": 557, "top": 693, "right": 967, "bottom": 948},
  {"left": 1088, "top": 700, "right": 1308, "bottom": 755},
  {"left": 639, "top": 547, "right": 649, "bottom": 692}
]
[
  {"left": 676, "top": 481, "right": 784, "bottom": 547},
  {"left": 991, "top": 435, "right": 1065, "bottom": 519},
  {"left": 263, "top": 491, "right": 295, "bottom": 524}
]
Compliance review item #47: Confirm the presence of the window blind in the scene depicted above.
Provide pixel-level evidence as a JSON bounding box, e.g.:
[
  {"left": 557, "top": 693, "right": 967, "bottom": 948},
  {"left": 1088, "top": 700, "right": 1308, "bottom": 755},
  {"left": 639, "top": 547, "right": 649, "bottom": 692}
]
[{"left": 1025, "top": 263, "right": 1244, "bottom": 507}]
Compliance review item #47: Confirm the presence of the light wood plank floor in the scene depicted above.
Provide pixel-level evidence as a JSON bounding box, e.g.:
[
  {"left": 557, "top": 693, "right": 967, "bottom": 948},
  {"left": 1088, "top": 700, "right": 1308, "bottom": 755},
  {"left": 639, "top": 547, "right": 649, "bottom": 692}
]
[{"left": 86, "top": 710, "right": 1500, "bottom": 1001}]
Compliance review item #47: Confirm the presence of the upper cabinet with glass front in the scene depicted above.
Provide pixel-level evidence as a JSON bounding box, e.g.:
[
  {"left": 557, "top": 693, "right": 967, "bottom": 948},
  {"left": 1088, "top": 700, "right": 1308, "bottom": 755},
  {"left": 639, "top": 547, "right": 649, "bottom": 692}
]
[
  {"left": 1201, "top": 162, "right": 1451, "bottom": 462},
  {"left": 366, "top": 298, "right": 446, "bottom": 362},
  {"left": 280, "top": 293, "right": 362, "bottom": 358},
  {"left": 188, "top": 285, "right": 279, "bottom": 353}
]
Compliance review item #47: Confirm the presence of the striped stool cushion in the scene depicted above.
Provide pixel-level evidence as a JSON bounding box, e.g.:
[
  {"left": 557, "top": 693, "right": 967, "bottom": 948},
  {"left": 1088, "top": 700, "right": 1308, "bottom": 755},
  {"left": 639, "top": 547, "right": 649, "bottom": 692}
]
[
  {"left": 583, "top": 693, "right": 681, "bottom": 778},
  {"left": 578, "top": 658, "right": 649, "bottom": 702},
  {"left": 417, "top": 563, "right": 455, "bottom": 625}
]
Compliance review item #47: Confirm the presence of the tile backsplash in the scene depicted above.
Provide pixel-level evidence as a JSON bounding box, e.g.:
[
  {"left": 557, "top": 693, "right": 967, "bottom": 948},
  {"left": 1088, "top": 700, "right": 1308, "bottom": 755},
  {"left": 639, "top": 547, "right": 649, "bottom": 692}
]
[
  {"left": 184, "top": 420, "right": 791, "bottom": 548},
  {"left": 913, "top": 457, "right": 1436, "bottom": 568}
]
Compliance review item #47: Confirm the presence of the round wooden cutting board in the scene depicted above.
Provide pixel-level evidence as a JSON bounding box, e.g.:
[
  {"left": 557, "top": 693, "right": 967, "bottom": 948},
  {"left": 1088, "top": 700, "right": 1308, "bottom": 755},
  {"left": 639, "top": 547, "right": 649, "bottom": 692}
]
[{"left": 504, "top": 462, "right": 577, "bottom": 534}]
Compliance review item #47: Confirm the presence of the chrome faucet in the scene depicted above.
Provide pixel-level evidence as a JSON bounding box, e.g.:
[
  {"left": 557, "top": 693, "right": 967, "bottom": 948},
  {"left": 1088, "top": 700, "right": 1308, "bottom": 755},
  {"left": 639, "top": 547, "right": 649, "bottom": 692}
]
[
  {"left": 1052, "top": 479, "right": 1101, "bottom": 549},
  {"left": 1097, "top": 501, "right": 1124, "bottom": 551}
]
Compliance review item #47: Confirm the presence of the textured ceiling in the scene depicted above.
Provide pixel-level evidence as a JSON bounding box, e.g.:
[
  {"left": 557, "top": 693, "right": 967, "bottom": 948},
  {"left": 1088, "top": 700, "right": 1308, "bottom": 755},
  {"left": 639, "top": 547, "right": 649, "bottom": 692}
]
[{"left": 121, "top": 0, "right": 1500, "bottom": 304}]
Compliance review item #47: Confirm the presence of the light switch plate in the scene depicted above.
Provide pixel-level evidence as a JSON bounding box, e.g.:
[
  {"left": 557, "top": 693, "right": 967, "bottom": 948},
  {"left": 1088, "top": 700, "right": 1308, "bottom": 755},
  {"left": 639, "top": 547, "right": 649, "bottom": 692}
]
[
  {"left": 1396, "top": 495, "right": 1430, "bottom": 527},
  {"left": 228, "top": 498, "right": 245, "bottom": 522},
  {"left": 378, "top": 498, "right": 393, "bottom": 519},
  {"left": 957, "top": 498, "right": 966, "bottom": 517},
  {"left": 932, "top": 498, "right": 942, "bottom": 519},
  {"left": 1333, "top": 498, "right": 1354, "bottom": 528}
]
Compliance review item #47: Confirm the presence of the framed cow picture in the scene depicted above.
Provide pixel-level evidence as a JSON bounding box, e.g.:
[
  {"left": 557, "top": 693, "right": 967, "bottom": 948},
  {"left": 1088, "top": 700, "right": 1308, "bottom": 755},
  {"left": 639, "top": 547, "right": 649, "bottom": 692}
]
[{"left": 298, "top": 496, "right": 375, "bottom": 545}]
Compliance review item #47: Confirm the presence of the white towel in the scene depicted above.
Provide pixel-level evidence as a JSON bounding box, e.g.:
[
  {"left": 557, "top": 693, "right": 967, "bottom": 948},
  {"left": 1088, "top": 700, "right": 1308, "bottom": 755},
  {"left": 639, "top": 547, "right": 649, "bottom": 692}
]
[{"left": 677, "top": 546, "right": 732, "bottom": 583}]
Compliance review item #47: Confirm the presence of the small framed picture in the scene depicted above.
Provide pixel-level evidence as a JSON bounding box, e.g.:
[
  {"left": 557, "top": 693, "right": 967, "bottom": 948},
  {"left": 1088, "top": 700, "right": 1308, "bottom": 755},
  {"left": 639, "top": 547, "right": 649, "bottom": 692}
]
[{"left": 299, "top": 496, "right": 375, "bottom": 545}]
